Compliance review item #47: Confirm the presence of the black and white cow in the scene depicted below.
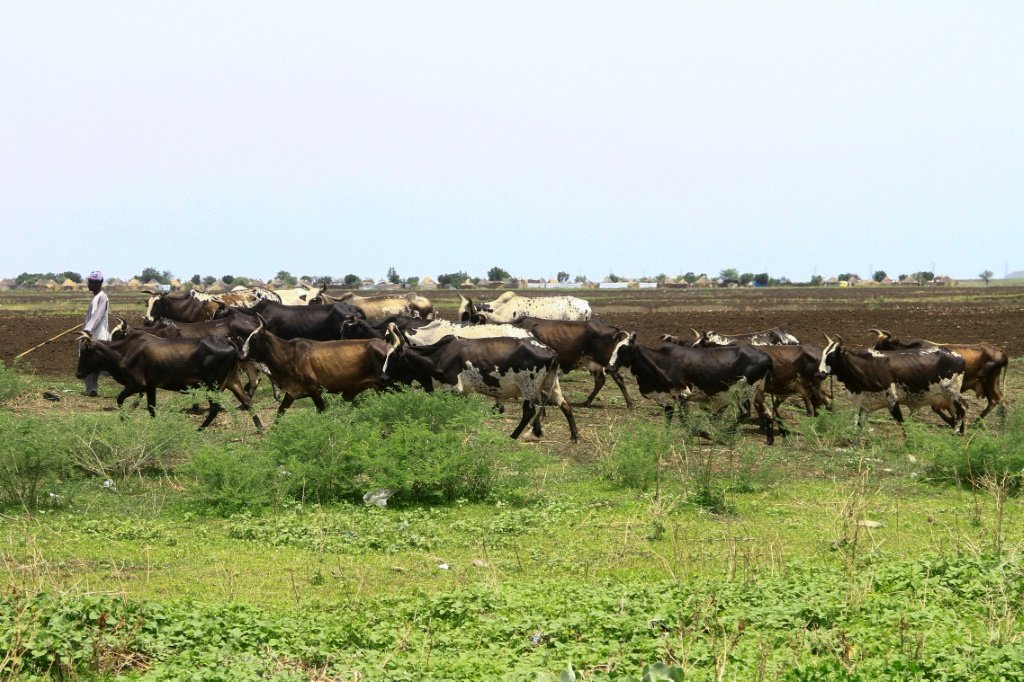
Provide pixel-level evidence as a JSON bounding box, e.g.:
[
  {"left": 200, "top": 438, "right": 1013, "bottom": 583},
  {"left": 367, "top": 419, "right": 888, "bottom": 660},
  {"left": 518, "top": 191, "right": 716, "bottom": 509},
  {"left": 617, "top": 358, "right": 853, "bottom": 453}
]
[
  {"left": 380, "top": 323, "right": 579, "bottom": 442},
  {"left": 607, "top": 332, "right": 778, "bottom": 444},
  {"left": 459, "top": 292, "right": 591, "bottom": 324},
  {"left": 688, "top": 327, "right": 800, "bottom": 347},
  {"left": 816, "top": 335, "right": 967, "bottom": 432}
]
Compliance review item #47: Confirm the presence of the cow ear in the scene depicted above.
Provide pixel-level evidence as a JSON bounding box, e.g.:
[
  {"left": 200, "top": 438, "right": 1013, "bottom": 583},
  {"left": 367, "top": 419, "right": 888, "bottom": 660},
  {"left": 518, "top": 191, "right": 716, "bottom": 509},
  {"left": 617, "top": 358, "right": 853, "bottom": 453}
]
[{"left": 629, "top": 332, "right": 638, "bottom": 344}]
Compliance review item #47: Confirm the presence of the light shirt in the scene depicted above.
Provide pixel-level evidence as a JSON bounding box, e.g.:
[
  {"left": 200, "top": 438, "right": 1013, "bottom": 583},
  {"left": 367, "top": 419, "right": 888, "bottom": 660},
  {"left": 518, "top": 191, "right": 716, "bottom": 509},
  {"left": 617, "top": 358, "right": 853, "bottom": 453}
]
[{"left": 83, "top": 290, "right": 110, "bottom": 341}]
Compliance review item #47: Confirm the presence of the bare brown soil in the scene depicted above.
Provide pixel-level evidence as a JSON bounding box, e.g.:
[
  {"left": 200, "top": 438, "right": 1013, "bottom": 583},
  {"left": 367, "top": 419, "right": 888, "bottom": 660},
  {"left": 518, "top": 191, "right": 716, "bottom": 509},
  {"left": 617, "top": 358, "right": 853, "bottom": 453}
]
[{"left": 3, "top": 287, "right": 1023, "bottom": 376}]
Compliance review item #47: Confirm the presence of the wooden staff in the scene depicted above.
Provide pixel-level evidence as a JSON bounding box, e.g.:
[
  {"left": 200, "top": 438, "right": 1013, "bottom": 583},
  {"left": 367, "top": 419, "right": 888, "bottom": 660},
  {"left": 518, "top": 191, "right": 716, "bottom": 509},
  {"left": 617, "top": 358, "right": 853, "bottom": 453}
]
[{"left": 15, "top": 323, "right": 84, "bottom": 359}]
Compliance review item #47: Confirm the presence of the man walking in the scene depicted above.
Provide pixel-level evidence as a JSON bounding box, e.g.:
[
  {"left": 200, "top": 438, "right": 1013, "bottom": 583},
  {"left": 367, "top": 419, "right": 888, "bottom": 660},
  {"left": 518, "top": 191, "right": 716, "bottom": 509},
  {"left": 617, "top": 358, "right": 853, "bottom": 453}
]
[{"left": 81, "top": 270, "right": 109, "bottom": 396}]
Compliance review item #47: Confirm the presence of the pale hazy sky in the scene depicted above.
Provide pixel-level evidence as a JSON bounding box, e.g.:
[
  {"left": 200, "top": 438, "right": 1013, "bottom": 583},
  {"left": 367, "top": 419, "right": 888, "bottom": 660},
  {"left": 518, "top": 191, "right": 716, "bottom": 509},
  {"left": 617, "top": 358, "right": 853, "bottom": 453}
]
[{"left": 2, "top": 2, "right": 1021, "bottom": 282}]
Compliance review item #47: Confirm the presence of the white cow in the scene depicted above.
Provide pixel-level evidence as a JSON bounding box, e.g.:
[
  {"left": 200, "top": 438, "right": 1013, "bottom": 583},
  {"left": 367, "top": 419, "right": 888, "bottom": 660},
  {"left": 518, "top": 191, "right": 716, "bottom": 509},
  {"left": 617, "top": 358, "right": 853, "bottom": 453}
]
[{"left": 458, "top": 292, "right": 591, "bottom": 324}]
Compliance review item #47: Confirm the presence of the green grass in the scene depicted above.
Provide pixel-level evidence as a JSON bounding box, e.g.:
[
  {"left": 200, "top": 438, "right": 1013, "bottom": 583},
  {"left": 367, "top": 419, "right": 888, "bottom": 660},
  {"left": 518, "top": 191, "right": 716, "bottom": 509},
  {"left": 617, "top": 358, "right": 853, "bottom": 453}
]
[{"left": 1, "top": 365, "right": 1023, "bottom": 679}]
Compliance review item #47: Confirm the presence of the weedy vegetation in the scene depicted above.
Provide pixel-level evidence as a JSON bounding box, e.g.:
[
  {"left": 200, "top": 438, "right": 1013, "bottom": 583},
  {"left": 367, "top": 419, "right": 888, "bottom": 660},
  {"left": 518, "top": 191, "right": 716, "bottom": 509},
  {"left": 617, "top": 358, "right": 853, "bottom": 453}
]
[{"left": 0, "top": 362, "right": 1022, "bottom": 680}]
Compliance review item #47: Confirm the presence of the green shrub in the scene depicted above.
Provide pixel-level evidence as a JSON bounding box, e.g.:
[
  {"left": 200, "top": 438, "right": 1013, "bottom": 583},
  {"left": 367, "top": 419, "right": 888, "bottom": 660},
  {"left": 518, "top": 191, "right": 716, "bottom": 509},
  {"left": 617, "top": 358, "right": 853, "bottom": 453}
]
[
  {"left": 911, "top": 410, "right": 1024, "bottom": 490},
  {"left": 602, "top": 423, "right": 671, "bottom": 490},
  {"left": 189, "top": 390, "right": 533, "bottom": 512},
  {"left": 0, "top": 362, "right": 22, "bottom": 404},
  {"left": 183, "top": 444, "right": 280, "bottom": 515},
  {"left": 66, "top": 412, "right": 201, "bottom": 479},
  {"left": 0, "top": 412, "right": 71, "bottom": 508}
]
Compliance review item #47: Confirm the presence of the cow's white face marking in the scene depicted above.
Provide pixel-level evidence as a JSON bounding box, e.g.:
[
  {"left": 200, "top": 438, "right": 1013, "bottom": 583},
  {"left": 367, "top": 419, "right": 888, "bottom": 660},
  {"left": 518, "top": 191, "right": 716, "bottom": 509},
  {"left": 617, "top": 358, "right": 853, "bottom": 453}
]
[
  {"left": 608, "top": 334, "right": 633, "bottom": 370},
  {"left": 144, "top": 296, "right": 159, "bottom": 322},
  {"left": 818, "top": 340, "right": 839, "bottom": 376},
  {"left": 705, "top": 332, "right": 729, "bottom": 346}
]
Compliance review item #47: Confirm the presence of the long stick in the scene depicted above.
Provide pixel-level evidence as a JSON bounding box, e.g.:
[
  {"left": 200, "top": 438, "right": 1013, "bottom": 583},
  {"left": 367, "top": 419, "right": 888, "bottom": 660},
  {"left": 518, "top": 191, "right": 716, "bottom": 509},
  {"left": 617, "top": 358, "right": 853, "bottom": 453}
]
[{"left": 15, "top": 323, "right": 84, "bottom": 359}]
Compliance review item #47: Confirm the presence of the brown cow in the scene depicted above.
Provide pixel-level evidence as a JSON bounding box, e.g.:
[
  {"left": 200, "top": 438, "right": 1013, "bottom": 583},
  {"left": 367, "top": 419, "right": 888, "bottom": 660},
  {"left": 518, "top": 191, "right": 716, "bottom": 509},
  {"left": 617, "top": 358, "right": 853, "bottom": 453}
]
[
  {"left": 239, "top": 314, "right": 388, "bottom": 415},
  {"left": 310, "top": 289, "right": 434, "bottom": 321}
]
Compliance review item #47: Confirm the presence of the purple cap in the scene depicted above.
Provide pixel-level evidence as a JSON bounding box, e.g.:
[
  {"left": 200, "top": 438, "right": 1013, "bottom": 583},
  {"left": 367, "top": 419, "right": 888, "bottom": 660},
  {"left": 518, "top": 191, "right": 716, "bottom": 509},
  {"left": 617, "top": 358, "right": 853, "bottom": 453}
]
[{"left": 87, "top": 270, "right": 103, "bottom": 281}]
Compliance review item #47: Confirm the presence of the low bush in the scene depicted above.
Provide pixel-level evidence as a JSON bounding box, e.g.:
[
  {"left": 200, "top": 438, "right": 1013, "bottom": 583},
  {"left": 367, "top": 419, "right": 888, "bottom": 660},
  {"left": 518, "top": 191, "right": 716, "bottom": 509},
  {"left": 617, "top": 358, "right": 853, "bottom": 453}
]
[
  {"left": 184, "top": 444, "right": 281, "bottom": 515},
  {"left": 66, "top": 412, "right": 201, "bottom": 480},
  {"left": 189, "top": 391, "right": 534, "bottom": 513},
  {"left": 602, "top": 422, "right": 672, "bottom": 490},
  {"left": 912, "top": 410, "right": 1024, "bottom": 491},
  {"left": 0, "top": 412, "right": 71, "bottom": 508},
  {"left": 0, "top": 362, "right": 22, "bottom": 404}
]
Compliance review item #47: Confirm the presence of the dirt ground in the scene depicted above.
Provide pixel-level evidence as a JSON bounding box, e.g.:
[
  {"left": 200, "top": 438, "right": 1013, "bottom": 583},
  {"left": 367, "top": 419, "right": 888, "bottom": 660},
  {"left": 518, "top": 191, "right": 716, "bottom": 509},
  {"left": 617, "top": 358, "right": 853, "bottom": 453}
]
[{"left": 3, "top": 286, "right": 1023, "bottom": 376}]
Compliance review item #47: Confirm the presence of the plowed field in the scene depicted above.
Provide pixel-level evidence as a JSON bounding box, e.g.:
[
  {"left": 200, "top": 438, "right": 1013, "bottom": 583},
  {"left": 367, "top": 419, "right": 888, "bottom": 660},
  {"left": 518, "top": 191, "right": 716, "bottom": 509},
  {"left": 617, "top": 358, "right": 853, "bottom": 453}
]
[{"left": 3, "top": 286, "right": 1023, "bottom": 376}]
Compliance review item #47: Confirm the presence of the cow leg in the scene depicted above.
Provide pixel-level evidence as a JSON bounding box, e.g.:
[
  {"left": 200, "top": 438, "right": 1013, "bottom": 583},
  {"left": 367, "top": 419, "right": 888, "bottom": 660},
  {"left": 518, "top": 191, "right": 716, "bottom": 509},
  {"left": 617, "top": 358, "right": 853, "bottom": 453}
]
[
  {"left": 492, "top": 401, "right": 505, "bottom": 414},
  {"left": 578, "top": 369, "right": 606, "bottom": 407},
  {"left": 115, "top": 387, "right": 136, "bottom": 409},
  {"left": 225, "top": 377, "right": 264, "bottom": 431},
  {"left": 547, "top": 377, "right": 579, "bottom": 443},
  {"left": 769, "top": 395, "right": 790, "bottom": 438},
  {"left": 197, "top": 397, "right": 223, "bottom": 430},
  {"left": 277, "top": 394, "right": 295, "bottom": 416},
  {"left": 310, "top": 390, "right": 327, "bottom": 413},
  {"left": 510, "top": 400, "right": 537, "bottom": 440},
  {"left": 930, "top": 405, "right": 958, "bottom": 429},
  {"left": 146, "top": 388, "right": 158, "bottom": 418}
]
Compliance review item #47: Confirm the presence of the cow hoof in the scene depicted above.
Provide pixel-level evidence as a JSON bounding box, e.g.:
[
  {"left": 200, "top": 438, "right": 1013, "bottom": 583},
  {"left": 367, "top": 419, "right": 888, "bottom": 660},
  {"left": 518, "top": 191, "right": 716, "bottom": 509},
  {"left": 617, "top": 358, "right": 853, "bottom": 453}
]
[{"left": 521, "top": 432, "right": 541, "bottom": 442}]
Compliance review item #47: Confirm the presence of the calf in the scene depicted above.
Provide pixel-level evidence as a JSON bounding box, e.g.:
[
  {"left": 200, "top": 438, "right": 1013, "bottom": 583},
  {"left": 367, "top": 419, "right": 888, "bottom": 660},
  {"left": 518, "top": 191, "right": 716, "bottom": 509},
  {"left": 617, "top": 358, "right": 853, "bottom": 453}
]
[
  {"left": 608, "top": 332, "right": 777, "bottom": 444},
  {"left": 870, "top": 329, "right": 1008, "bottom": 421},
  {"left": 239, "top": 314, "right": 387, "bottom": 415},
  {"left": 75, "top": 330, "right": 262, "bottom": 430},
  {"left": 817, "top": 335, "right": 967, "bottom": 432},
  {"left": 513, "top": 316, "right": 633, "bottom": 408},
  {"left": 380, "top": 323, "right": 579, "bottom": 442}
]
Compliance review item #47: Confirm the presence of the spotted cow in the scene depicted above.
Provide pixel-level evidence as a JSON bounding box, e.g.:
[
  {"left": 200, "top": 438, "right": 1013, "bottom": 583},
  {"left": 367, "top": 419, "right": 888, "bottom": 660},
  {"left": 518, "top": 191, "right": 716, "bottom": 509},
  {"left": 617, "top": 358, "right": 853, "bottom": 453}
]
[{"left": 459, "top": 292, "right": 591, "bottom": 324}]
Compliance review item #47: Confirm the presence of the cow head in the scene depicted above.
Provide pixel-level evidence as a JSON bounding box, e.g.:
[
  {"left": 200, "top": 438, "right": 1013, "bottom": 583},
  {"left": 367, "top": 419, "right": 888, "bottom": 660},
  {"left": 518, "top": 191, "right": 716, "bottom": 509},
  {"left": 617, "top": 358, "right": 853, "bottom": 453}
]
[
  {"left": 239, "top": 313, "right": 269, "bottom": 361},
  {"left": 75, "top": 331, "right": 99, "bottom": 378},
  {"left": 690, "top": 328, "right": 711, "bottom": 347},
  {"left": 381, "top": 322, "right": 414, "bottom": 386},
  {"left": 607, "top": 330, "right": 638, "bottom": 372},
  {"left": 307, "top": 284, "right": 330, "bottom": 305},
  {"left": 869, "top": 328, "right": 895, "bottom": 350},
  {"left": 110, "top": 316, "right": 130, "bottom": 340},
  {"left": 340, "top": 317, "right": 377, "bottom": 339},
  {"left": 142, "top": 290, "right": 168, "bottom": 326},
  {"left": 457, "top": 292, "right": 476, "bottom": 323},
  {"left": 816, "top": 334, "right": 843, "bottom": 379}
]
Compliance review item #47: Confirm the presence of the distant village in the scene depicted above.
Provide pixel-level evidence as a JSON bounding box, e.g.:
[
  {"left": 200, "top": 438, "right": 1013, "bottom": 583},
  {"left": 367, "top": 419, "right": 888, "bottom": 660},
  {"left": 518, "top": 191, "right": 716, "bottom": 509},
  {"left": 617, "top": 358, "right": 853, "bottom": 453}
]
[{"left": 0, "top": 267, "right": 989, "bottom": 293}]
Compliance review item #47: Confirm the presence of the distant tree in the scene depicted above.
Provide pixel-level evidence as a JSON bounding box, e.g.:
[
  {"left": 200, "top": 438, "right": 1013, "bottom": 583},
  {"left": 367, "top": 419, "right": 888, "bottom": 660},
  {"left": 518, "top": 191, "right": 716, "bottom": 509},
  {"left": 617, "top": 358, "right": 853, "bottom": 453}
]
[
  {"left": 719, "top": 268, "right": 740, "bottom": 282},
  {"left": 682, "top": 272, "right": 697, "bottom": 284},
  {"left": 777, "top": 277, "right": 791, "bottom": 285},
  {"left": 912, "top": 271, "right": 934, "bottom": 285},
  {"left": 739, "top": 272, "right": 754, "bottom": 285},
  {"left": 15, "top": 272, "right": 54, "bottom": 286},
  {"left": 557, "top": 271, "right": 570, "bottom": 283},
  {"left": 897, "top": 274, "right": 908, "bottom": 282},
  {"left": 873, "top": 270, "right": 888, "bottom": 283},
  {"left": 837, "top": 273, "right": 853, "bottom": 282},
  {"left": 488, "top": 266, "right": 510, "bottom": 282},
  {"left": 655, "top": 273, "right": 668, "bottom": 284},
  {"left": 314, "top": 275, "right": 332, "bottom": 287},
  {"left": 276, "top": 270, "right": 298, "bottom": 286},
  {"left": 139, "top": 267, "right": 170, "bottom": 285},
  {"left": 810, "top": 275, "right": 823, "bottom": 286},
  {"left": 387, "top": 267, "right": 401, "bottom": 285},
  {"left": 343, "top": 274, "right": 360, "bottom": 286},
  {"left": 437, "top": 271, "right": 470, "bottom": 288},
  {"left": 222, "top": 274, "right": 234, "bottom": 285},
  {"left": 607, "top": 273, "right": 622, "bottom": 283},
  {"left": 979, "top": 270, "right": 994, "bottom": 285},
  {"left": 56, "top": 271, "right": 82, "bottom": 284},
  {"left": 202, "top": 275, "right": 216, "bottom": 287},
  {"left": 190, "top": 274, "right": 202, "bottom": 285},
  {"left": 574, "top": 274, "right": 588, "bottom": 284},
  {"left": 232, "top": 276, "right": 250, "bottom": 286},
  {"left": 753, "top": 273, "right": 770, "bottom": 286},
  {"left": 405, "top": 276, "right": 420, "bottom": 288}
]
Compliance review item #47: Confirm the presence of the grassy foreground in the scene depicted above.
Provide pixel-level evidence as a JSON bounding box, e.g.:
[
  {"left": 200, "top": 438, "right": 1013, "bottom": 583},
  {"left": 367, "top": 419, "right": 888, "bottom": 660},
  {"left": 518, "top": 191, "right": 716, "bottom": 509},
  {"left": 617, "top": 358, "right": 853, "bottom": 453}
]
[{"left": 1, "top": 362, "right": 1023, "bottom": 680}]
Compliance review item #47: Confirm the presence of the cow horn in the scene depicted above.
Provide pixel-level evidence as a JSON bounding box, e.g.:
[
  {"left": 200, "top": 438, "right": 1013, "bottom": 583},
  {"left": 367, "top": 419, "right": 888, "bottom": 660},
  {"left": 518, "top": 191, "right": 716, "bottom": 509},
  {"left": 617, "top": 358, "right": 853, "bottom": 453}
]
[
  {"left": 77, "top": 330, "right": 92, "bottom": 343},
  {"left": 823, "top": 333, "right": 833, "bottom": 344},
  {"left": 835, "top": 334, "right": 844, "bottom": 345},
  {"left": 690, "top": 328, "right": 701, "bottom": 340},
  {"left": 385, "top": 322, "right": 403, "bottom": 347},
  {"left": 141, "top": 289, "right": 161, "bottom": 296},
  {"left": 254, "top": 313, "right": 267, "bottom": 331}
]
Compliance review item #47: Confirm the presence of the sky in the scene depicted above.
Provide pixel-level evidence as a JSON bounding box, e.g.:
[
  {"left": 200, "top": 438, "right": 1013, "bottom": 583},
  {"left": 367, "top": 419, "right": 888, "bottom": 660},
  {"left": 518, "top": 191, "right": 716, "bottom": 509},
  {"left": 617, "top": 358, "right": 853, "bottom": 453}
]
[{"left": 1, "top": 1, "right": 1021, "bottom": 283}]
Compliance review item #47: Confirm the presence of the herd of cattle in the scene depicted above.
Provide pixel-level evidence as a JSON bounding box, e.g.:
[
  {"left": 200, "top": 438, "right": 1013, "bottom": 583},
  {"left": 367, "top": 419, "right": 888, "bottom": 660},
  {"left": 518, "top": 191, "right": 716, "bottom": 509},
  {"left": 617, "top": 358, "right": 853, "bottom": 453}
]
[{"left": 74, "top": 286, "right": 1010, "bottom": 443}]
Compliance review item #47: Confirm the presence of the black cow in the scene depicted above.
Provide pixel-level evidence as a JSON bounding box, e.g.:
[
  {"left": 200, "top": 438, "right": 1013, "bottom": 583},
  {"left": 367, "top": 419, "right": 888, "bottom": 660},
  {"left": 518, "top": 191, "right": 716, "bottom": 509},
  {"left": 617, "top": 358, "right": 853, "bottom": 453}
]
[
  {"left": 817, "top": 335, "right": 967, "bottom": 432},
  {"left": 607, "top": 332, "right": 777, "bottom": 444},
  {"left": 339, "top": 315, "right": 435, "bottom": 340},
  {"left": 75, "top": 330, "right": 262, "bottom": 430},
  {"left": 380, "top": 324, "right": 579, "bottom": 442},
  {"left": 512, "top": 316, "right": 633, "bottom": 408},
  {"left": 226, "top": 299, "right": 365, "bottom": 341}
]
